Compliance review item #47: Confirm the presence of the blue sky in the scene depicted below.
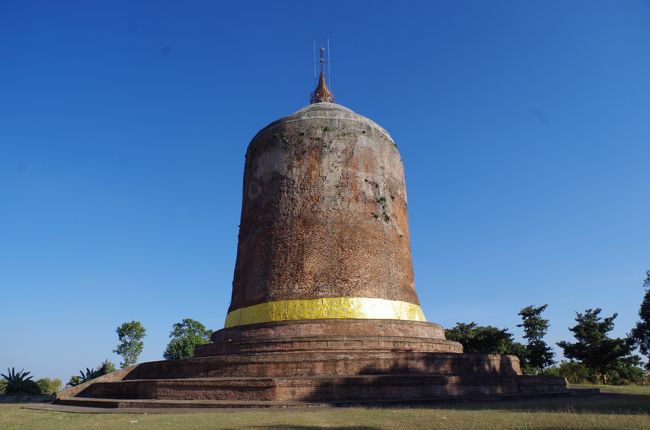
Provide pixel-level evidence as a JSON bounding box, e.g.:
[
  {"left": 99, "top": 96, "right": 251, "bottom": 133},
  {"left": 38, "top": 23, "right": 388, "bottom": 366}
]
[{"left": 1, "top": 1, "right": 649, "bottom": 381}]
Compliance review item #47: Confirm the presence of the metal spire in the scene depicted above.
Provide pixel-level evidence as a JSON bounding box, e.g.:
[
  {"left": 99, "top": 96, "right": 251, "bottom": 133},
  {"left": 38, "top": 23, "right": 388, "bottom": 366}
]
[{"left": 310, "top": 41, "right": 334, "bottom": 104}]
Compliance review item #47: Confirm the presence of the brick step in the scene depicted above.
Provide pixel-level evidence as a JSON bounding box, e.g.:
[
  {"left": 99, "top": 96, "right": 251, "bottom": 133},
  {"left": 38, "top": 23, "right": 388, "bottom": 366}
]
[
  {"left": 53, "top": 397, "right": 330, "bottom": 409},
  {"left": 210, "top": 320, "right": 448, "bottom": 344},
  {"left": 63, "top": 374, "right": 569, "bottom": 403},
  {"left": 195, "top": 334, "right": 462, "bottom": 356},
  {"left": 124, "top": 350, "right": 520, "bottom": 380},
  {"left": 54, "top": 387, "right": 577, "bottom": 410}
]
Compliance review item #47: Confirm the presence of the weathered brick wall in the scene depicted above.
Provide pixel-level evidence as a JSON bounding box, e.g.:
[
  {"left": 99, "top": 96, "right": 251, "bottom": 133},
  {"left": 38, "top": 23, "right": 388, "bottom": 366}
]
[{"left": 230, "top": 103, "right": 418, "bottom": 312}]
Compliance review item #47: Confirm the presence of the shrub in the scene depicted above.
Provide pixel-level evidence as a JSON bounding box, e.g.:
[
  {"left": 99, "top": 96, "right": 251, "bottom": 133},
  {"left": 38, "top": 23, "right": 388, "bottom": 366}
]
[
  {"left": 68, "top": 360, "right": 117, "bottom": 386},
  {"left": 608, "top": 364, "right": 646, "bottom": 385},
  {"left": 545, "top": 361, "right": 591, "bottom": 384},
  {"left": 1, "top": 368, "right": 41, "bottom": 395},
  {"left": 445, "top": 322, "right": 528, "bottom": 365},
  {"left": 97, "top": 359, "right": 116, "bottom": 374},
  {"left": 69, "top": 367, "right": 100, "bottom": 387},
  {"left": 37, "top": 378, "right": 62, "bottom": 395},
  {"left": 68, "top": 375, "right": 83, "bottom": 387},
  {"left": 546, "top": 360, "right": 646, "bottom": 385}
]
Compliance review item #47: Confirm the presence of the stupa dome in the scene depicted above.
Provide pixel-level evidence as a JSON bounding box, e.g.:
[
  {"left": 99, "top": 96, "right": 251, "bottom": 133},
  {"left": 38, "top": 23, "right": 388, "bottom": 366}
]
[{"left": 257, "top": 102, "right": 393, "bottom": 144}]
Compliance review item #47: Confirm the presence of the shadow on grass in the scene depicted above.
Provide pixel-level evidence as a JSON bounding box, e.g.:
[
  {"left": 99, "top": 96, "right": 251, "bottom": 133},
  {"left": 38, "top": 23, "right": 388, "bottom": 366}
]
[{"left": 422, "top": 392, "right": 650, "bottom": 415}]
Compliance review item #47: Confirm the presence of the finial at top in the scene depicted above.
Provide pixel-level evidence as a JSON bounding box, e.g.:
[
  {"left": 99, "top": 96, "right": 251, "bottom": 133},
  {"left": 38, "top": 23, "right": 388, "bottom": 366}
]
[{"left": 310, "top": 41, "right": 334, "bottom": 104}]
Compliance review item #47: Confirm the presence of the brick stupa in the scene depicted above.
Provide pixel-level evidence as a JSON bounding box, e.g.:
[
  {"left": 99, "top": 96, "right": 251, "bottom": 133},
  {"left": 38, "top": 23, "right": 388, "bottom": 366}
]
[{"left": 56, "top": 60, "right": 568, "bottom": 408}]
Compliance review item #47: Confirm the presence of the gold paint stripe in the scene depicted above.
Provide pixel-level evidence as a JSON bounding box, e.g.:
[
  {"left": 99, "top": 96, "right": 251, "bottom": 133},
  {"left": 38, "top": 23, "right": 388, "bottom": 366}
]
[{"left": 224, "top": 297, "right": 426, "bottom": 328}]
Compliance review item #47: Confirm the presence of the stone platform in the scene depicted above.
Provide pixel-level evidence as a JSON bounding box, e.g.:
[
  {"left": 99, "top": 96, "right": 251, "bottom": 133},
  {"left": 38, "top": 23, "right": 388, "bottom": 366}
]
[
  {"left": 196, "top": 319, "right": 461, "bottom": 356},
  {"left": 55, "top": 320, "right": 568, "bottom": 408}
]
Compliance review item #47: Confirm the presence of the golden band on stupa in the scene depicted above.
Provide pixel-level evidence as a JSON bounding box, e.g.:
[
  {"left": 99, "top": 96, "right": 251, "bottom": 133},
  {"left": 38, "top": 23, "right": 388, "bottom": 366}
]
[{"left": 224, "top": 297, "right": 427, "bottom": 328}]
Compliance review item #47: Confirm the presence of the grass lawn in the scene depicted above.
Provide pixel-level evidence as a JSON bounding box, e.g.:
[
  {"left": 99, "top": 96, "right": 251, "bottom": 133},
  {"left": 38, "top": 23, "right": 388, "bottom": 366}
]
[{"left": 1, "top": 385, "right": 648, "bottom": 430}]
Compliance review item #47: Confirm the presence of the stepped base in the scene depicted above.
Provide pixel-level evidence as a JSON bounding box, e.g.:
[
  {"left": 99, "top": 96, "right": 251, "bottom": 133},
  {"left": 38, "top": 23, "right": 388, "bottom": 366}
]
[
  {"left": 56, "top": 320, "right": 568, "bottom": 408},
  {"left": 123, "top": 351, "right": 520, "bottom": 380},
  {"left": 57, "top": 374, "right": 568, "bottom": 407}
]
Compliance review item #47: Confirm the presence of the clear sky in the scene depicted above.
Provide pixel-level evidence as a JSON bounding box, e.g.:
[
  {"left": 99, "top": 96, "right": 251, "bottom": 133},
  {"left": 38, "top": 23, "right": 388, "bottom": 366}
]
[{"left": 1, "top": 1, "right": 649, "bottom": 382}]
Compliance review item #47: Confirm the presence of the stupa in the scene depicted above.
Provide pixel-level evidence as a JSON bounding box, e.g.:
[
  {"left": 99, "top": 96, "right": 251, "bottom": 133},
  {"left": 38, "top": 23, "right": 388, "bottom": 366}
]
[{"left": 56, "top": 51, "right": 567, "bottom": 408}]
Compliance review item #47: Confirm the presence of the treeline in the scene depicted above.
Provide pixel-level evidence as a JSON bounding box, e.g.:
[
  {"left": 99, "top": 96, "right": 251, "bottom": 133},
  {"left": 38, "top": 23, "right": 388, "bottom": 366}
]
[{"left": 446, "top": 271, "right": 650, "bottom": 385}]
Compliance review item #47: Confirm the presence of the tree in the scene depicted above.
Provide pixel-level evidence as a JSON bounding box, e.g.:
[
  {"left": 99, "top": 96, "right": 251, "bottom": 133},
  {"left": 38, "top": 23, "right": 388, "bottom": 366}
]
[
  {"left": 114, "top": 321, "right": 146, "bottom": 368},
  {"left": 557, "top": 308, "right": 637, "bottom": 384},
  {"left": 163, "top": 318, "right": 213, "bottom": 360},
  {"left": 631, "top": 271, "right": 650, "bottom": 370},
  {"left": 517, "top": 304, "right": 555, "bottom": 374},
  {"left": 445, "top": 322, "right": 527, "bottom": 360}
]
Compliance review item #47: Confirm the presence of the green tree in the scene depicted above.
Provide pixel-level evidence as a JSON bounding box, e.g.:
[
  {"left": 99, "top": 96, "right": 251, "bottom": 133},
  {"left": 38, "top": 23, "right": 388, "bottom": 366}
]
[
  {"left": 445, "top": 322, "right": 527, "bottom": 360},
  {"left": 113, "top": 321, "right": 146, "bottom": 368},
  {"left": 631, "top": 271, "right": 650, "bottom": 370},
  {"left": 163, "top": 318, "right": 213, "bottom": 360},
  {"left": 557, "top": 308, "right": 637, "bottom": 384},
  {"left": 517, "top": 304, "right": 555, "bottom": 374}
]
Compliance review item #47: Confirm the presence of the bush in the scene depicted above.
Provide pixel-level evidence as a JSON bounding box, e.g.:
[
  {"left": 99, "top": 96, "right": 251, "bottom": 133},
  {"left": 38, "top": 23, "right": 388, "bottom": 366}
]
[
  {"left": 445, "top": 322, "right": 528, "bottom": 367},
  {"left": 97, "top": 360, "right": 116, "bottom": 374},
  {"left": 546, "top": 360, "right": 646, "bottom": 385},
  {"left": 545, "top": 361, "right": 591, "bottom": 384},
  {"left": 608, "top": 364, "right": 646, "bottom": 385},
  {"left": 68, "top": 375, "right": 83, "bottom": 387},
  {"left": 68, "top": 360, "right": 117, "bottom": 387},
  {"left": 0, "top": 379, "right": 7, "bottom": 394},
  {"left": 37, "top": 378, "right": 62, "bottom": 395},
  {"left": 1, "top": 368, "right": 42, "bottom": 395}
]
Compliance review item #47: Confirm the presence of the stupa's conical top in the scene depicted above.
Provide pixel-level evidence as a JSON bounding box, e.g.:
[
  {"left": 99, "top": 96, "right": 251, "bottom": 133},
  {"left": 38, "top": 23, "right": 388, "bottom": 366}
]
[
  {"left": 310, "top": 43, "right": 334, "bottom": 103},
  {"left": 311, "top": 70, "right": 334, "bottom": 103}
]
